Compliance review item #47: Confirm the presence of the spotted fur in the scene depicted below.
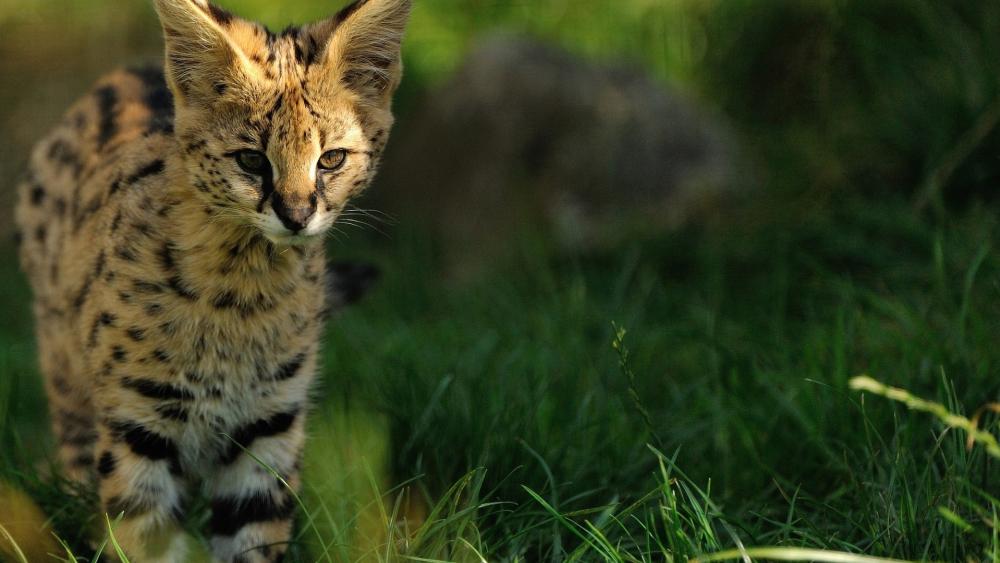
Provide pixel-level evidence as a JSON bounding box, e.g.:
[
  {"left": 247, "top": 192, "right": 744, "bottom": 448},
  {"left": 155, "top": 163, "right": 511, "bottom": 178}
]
[{"left": 13, "top": 1, "right": 409, "bottom": 561}]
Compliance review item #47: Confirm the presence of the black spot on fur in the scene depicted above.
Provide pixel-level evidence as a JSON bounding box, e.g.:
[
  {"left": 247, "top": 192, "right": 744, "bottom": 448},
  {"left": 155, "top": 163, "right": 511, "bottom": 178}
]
[
  {"left": 107, "top": 420, "right": 181, "bottom": 473},
  {"left": 263, "top": 94, "right": 284, "bottom": 130},
  {"left": 61, "top": 425, "right": 99, "bottom": 448},
  {"left": 126, "top": 327, "right": 146, "bottom": 342},
  {"left": 94, "top": 85, "right": 119, "bottom": 149},
  {"left": 186, "top": 140, "right": 208, "bottom": 155},
  {"left": 47, "top": 139, "right": 81, "bottom": 175},
  {"left": 167, "top": 276, "right": 198, "bottom": 300},
  {"left": 293, "top": 40, "right": 306, "bottom": 65},
  {"left": 159, "top": 321, "right": 178, "bottom": 337},
  {"left": 128, "top": 67, "right": 175, "bottom": 135},
  {"left": 134, "top": 280, "right": 164, "bottom": 294},
  {"left": 115, "top": 244, "right": 137, "bottom": 262},
  {"left": 127, "top": 159, "right": 166, "bottom": 185},
  {"left": 270, "top": 354, "right": 305, "bottom": 382},
  {"left": 304, "top": 34, "right": 321, "bottom": 67},
  {"left": 209, "top": 495, "right": 295, "bottom": 537},
  {"left": 85, "top": 325, "right": 98, "bottom": 351},
  {"left": 131, "top": 222, "right": 153, "bottom": 238},
  {"left": 72, "top": 251, "right": 106, "bottom": 312},
  {"left": 110, "top": 211, "right": 123, "bottom": 232},
  {"left": 156, "top": 403, "right": 189, "bottom": 422},
  {"left": 110, "top": 159, "right": 165, "bottom": 195},
  {"left": 54, "top": 409, "right": 92, "bottom": 434},
  {"left": 97, "top": 451, "right": 116, "bottom": 477},
  {"left": 206, "top": 2, "right": 234, "bottom": 25},
  {"left": 220, "top": 410, "right": 298, "bottom": 465},
  {"left": 184, "top": 370, "right": 205, "bottom": 384},
  {"left": 212, "top": 291, "right": 238, "bottom": 310},
  {"left": 30, "top": 185, "right": 46, "bottom": 205},
  {"left": 111, "top": 345, "right": 128, "bottom": 363},
  {"left": 158, "top": 242, "right": 177, "bottom": 271},
  {"left": 122, "top": 377, "right": 194, "bottom": 401}
]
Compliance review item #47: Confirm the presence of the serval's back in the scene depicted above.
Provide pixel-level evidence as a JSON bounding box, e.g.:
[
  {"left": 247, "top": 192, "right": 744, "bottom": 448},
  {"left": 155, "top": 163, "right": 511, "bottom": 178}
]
[{"left": 14, "top": 1, "right": 410, "bottom": 561}]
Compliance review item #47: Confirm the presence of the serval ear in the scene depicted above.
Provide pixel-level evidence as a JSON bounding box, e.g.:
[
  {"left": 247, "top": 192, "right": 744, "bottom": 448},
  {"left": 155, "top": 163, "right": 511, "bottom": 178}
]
[
  {"left": 304, "top": 0, "right": 411, "bottom": 105},
  {"left": 153, "top": 0, "right": 257, "bottom": 106}
]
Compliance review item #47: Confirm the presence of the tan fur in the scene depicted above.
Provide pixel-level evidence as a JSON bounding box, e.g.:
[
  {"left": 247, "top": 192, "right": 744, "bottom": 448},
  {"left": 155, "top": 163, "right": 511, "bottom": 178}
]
[{"left": 13, "top": 1, "right": 409, "bottom": 561}]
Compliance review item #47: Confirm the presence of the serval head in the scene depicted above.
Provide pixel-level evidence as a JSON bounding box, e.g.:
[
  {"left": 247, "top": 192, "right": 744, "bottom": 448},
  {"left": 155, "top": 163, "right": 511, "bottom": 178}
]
[{"left": 154, "top": 0, "right": 410, "bottom": 245}]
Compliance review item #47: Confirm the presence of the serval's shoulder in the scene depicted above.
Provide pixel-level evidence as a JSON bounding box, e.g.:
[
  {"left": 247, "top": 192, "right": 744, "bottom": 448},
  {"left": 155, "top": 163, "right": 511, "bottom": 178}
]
[{"left": 15, "top": 67, "right": 174, "bottom": 298}]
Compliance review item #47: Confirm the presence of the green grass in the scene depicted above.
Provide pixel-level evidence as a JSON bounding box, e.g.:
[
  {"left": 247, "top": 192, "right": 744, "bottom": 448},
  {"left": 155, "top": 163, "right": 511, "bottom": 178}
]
[{"left": 1, "top": 195, "right": 998, "bottom": 561}]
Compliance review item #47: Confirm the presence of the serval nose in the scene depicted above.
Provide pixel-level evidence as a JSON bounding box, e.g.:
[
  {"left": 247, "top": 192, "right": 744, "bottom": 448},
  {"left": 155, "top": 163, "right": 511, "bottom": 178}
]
[{"left": 272, "top": 193, "right": 318, "bottom": 233}]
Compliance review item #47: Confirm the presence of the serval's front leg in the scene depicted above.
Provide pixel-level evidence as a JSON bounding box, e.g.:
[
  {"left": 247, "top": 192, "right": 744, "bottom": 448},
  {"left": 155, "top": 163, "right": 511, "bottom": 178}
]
[
  {"left": 206, "top": 407, "right": 306, "bottom": 563},
  {"left": 95, "top": 417, "right": 189, "bottom": 563}
]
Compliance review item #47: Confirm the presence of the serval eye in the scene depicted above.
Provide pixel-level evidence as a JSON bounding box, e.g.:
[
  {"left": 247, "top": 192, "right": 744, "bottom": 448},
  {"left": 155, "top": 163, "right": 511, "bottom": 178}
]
[
  {"left": 318, "top": 149, "right": 347, "bottom": 171},
  {"left": 234, "top": 150, "right": 269, "bottom": 175}
]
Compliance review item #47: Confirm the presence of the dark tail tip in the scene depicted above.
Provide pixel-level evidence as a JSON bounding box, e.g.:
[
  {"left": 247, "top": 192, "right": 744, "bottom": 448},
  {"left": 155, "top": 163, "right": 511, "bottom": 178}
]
[{"left": 326, "top": 260, "right": 381, "bottom": 308}]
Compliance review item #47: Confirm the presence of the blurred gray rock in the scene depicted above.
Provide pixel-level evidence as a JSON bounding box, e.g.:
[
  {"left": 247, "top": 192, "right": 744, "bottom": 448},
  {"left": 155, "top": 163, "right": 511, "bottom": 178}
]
[{"left": 375, "top": 34, "right": 743, "bottom": 266}]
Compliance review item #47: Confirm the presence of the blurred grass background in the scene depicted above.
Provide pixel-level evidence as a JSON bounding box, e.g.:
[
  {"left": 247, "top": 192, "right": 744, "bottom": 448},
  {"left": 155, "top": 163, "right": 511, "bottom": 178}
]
[{"left": 1, "top": 0, "right": 1000, "bottom": 561}]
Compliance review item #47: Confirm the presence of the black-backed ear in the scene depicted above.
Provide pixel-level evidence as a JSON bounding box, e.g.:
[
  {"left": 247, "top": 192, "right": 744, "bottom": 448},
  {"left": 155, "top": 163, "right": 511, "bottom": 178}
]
[
  {"left": 305, "top": 0, "right": 411, "bottom": 104},
  {"left": 153, "top": 0, "right": 256, "bottom": 105}
]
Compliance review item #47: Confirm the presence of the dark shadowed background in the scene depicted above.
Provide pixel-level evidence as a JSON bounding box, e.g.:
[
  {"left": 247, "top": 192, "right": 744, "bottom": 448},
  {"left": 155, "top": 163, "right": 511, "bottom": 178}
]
[{"left": 1, "top": 1, "right": 999, "bottom": 561}]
